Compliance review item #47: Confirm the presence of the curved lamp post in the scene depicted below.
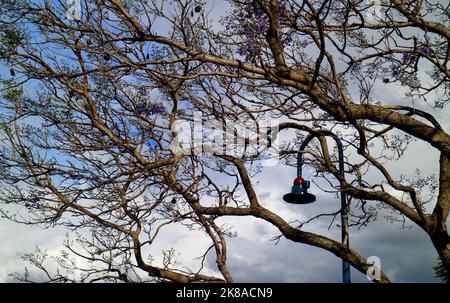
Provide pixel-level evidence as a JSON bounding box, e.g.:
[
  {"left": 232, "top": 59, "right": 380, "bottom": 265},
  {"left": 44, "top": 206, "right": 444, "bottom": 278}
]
[{"left": 283, "top": 130, "right": 351, "bottom": 283}]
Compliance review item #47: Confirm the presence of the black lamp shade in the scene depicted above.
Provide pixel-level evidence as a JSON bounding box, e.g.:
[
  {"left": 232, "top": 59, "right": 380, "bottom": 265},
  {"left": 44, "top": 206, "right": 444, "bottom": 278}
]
[{"left": 283, "top": 192, "right": 316, "bottom": 204}]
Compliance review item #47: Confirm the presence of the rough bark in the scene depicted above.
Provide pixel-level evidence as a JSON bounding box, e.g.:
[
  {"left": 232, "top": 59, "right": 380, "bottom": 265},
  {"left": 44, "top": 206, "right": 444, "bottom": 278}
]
[{"left": 431, "top": 154, "right": 450, "bottom": 272}]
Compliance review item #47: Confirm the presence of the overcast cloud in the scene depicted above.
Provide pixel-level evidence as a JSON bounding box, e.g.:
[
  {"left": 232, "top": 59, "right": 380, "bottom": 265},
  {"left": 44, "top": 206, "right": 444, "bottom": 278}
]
[{"left": 0, "top": 137, "right": 443, "bottom": 282}]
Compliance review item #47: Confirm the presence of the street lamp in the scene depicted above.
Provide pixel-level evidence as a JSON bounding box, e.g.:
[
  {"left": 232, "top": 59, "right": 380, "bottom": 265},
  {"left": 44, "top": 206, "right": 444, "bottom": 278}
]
[
  {"left": 282, "top": 176, "right": 316, "bottom": 204},
  {"left": 283, "top": 130, "right": 351, "bottom": 283}
]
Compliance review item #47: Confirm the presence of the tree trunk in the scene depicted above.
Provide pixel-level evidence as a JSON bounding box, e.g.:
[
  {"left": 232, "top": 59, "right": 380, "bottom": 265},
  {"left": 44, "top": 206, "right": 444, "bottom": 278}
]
[
  {"left": 431, "top": 232, "right": 450, "bottom": 273},
  {"left": 431, "top": 153, "right": 450, "bottom": 273}
]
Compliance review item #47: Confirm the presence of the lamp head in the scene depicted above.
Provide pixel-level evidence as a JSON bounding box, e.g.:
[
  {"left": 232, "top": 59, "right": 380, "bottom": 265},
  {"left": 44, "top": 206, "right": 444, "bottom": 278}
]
[{"left": 283, "top": 177, "right": 316, "bottom": 204}]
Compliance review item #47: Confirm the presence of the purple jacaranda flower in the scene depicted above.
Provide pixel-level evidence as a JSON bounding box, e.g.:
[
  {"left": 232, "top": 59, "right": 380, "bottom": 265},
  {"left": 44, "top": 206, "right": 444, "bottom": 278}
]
[
  {"left": 255, "top": 24, "right": 268, "bottom": 31},
  {"left": 150, "top": 103, "right": 166, "bottom": 115},
  {"left": 420, "top": 46, "right": 432, "bottom": 55},
  {"left": 224, "top": 0, "right": 293, "bottom": 63},
  {"left": 242, "top": 25, "right": 251, "bottom": 35},
  {"left": 25, "top": 197, "right": 40, "bottom": 209},
  {"left": 136, "top": 102, "right": 148, "bottom": 115}
]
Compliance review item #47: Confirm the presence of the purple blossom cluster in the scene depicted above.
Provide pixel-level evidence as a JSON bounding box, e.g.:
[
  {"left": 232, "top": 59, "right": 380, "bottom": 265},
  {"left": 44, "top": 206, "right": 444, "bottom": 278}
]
[
  {"left": 389, "top": 45, "right": 432, "bottom": 82},
  {"left": 151, "top": 103, "right": 166, "bottom": 114},
  {"left": 419, "top": 46, "right": 432, "bottom": 56},
  {"left": 402, "top": 52, "right": 416, "bottom": 65},
  {"left": 25, "top": 197, "right": 40, "bottom": 209},
  {"left": 401, "top": 45, "right": 432, "bottom": 65},
  {"left": 136, "top": 102, "right": 166, "bottom": 115},
  {"left": 224, "top": 0, "right": 291, "bottom": 63}
]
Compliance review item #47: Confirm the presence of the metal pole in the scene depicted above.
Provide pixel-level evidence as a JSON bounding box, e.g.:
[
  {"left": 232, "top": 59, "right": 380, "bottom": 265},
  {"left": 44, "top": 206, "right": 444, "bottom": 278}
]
[{"left": 297, "top": 131, "right": 351, "bottom": 283}]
